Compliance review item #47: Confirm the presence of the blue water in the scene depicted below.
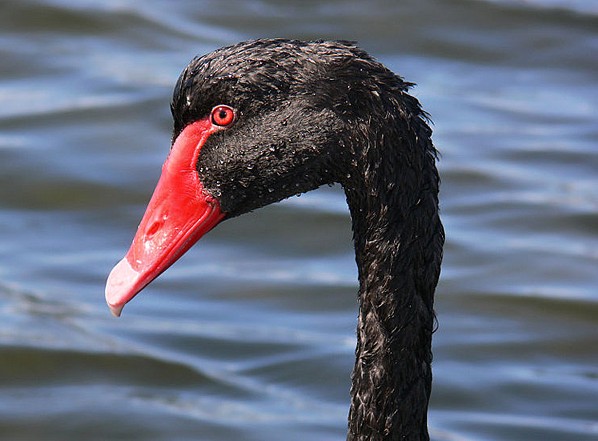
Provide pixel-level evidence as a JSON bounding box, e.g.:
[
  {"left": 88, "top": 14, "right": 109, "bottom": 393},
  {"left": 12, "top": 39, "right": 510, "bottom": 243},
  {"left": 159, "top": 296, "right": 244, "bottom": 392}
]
[{"left": 0, "top": 1, "right": 597, "bottom": 440}]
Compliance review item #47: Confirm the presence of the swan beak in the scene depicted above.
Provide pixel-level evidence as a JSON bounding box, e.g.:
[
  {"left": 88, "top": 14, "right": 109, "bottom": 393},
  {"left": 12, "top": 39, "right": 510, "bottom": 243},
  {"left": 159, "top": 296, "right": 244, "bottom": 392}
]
[{"left": 105, "top": 121, "right": 225, "bottom": 316}]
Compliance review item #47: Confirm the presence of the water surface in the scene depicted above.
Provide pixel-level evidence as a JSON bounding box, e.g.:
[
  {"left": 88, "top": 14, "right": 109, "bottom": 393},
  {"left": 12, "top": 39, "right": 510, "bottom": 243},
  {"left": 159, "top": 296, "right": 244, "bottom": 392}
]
[{"left": 0, "top": 1, "right": 597, "bottom": 440}]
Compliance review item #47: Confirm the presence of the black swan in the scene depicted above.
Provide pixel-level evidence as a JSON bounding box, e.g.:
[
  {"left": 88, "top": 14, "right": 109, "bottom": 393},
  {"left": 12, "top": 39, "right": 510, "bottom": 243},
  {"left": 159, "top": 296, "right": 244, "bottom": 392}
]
[{"left": 106, "top": 39, "right": 444, "bottom": 441}]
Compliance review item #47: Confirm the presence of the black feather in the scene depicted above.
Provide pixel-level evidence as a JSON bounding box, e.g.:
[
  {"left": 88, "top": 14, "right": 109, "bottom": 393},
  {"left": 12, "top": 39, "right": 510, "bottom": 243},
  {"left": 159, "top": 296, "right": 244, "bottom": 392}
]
[{"left": 171, "top": 38, "right": 444, "bottom": 441}]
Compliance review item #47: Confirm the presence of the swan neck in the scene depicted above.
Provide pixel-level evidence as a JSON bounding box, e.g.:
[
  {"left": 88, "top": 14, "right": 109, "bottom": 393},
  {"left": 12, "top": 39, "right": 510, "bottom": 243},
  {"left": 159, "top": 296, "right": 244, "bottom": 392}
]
[{"left": 343, "top": 113, "right": 443, "bottom": 440}]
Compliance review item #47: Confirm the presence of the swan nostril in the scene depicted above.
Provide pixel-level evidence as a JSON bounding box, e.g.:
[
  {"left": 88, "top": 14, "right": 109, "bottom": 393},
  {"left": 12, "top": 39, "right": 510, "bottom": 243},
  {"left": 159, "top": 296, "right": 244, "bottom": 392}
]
[{"left": 145, "top": 220, "right": 163, "bottom": 239}]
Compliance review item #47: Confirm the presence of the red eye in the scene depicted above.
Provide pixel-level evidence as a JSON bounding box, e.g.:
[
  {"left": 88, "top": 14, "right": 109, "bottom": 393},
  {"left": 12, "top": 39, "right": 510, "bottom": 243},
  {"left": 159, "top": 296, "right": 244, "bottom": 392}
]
[{"left": 211, "top": 105, "right": 236, "bottom": 127}]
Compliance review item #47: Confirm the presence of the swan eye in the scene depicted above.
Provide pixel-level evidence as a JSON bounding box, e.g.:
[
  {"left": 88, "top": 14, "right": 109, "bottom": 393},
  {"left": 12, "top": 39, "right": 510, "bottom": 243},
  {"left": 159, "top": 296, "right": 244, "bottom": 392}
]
[{"left": 211, "top": 105, "right": 236, "bottom": 127}]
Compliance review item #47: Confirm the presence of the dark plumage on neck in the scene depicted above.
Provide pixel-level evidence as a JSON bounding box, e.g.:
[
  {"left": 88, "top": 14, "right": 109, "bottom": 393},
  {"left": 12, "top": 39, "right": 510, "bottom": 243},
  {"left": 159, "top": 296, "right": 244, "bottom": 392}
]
[{"left": 341, "top": 80, "right": 443, "bottom": 440}]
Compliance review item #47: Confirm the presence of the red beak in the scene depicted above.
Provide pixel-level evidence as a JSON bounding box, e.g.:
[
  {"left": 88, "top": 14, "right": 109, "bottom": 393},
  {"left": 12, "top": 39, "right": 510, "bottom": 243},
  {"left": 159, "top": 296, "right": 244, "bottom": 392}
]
[{"left": 105, "top": 119, "right": 225, "bottom": 317}]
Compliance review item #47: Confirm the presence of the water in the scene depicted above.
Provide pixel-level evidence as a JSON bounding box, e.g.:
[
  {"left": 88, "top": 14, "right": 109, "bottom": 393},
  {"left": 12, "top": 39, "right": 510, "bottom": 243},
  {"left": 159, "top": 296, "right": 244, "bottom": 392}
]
[{"left": 1, "top": 1, "right": 597, "bottom": 440}]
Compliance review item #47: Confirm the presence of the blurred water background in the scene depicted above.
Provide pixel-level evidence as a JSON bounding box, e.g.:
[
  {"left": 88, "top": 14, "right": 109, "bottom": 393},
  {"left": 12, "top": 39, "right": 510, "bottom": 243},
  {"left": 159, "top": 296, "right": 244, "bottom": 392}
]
[{"left": 0, "top": 0, "right": 597, "bottom": 440}]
